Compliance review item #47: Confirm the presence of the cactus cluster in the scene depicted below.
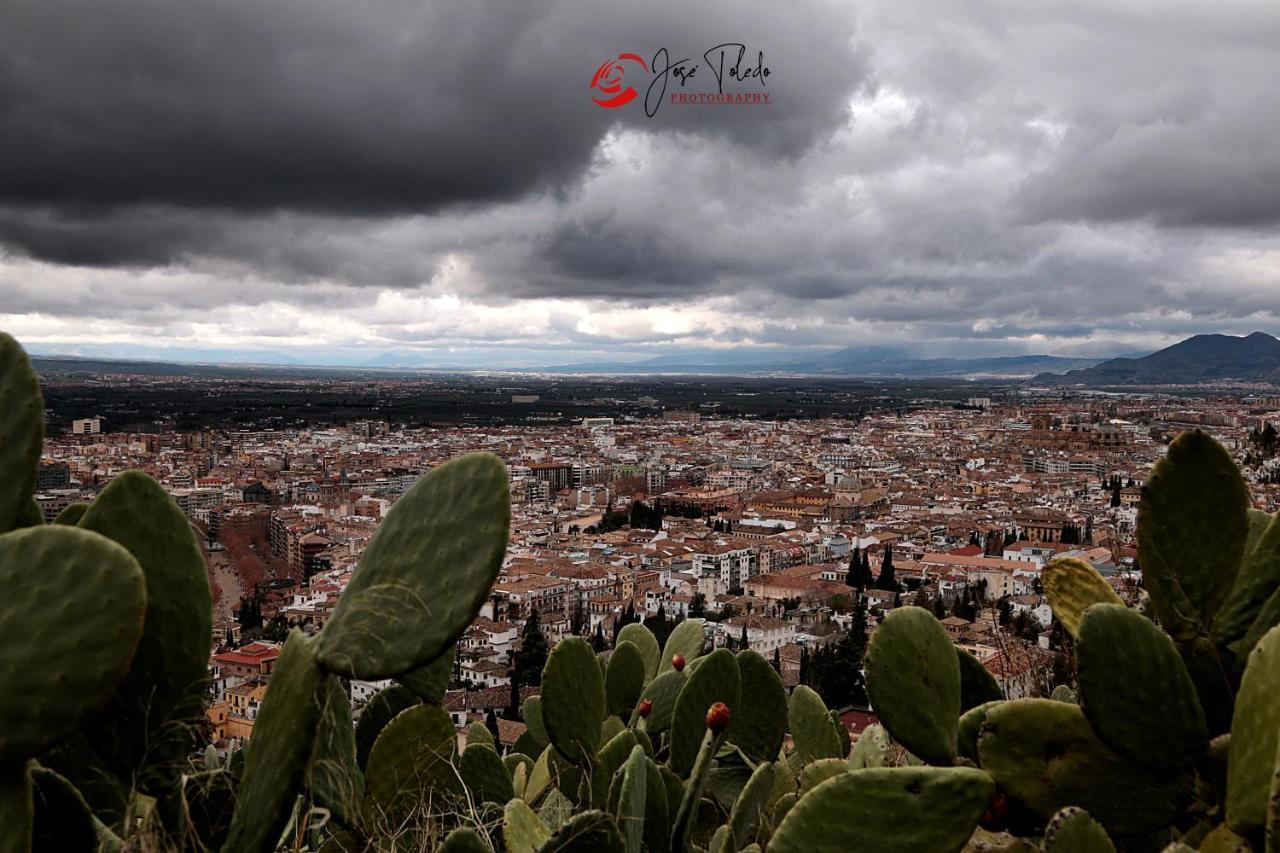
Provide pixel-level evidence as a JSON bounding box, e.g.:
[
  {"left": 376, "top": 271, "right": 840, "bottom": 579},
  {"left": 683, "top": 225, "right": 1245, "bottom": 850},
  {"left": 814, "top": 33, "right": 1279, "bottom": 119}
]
[{"left": 3, "top": 327, "right": 1280, "bottom": 852}]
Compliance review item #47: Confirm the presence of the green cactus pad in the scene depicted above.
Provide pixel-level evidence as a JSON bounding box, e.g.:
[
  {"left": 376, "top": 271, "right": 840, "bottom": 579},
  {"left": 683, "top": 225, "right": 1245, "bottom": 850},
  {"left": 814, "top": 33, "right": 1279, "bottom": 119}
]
[
  {"left": 728, "top": 760, "right": 773, "bottom": 850},
  {"left": 956, "top": 647, "right": 1003, "bottom": 711},
  {"left": 78, "top": 470, "right": 212, "bottom": 793},
  {"left": 1043, "top": 558, "right": 1123, "bottom": 639},
  {"left": 865, "top": 606, "right": 961, "bottom": 766},
  {"left": 505, "top": 798, "right": 551, "bottom": 853},
  {"left": 542, "top": 636, "right": 606, "bottom": 766},
  {"left": 658, "top": 619, "right": 707, "bottom": 675},
  {"left": 438, "top": 827, "right": 491, "bottom": 853},
  {"left": 1227, "top": 624, "right": 1280, "bottom": 832},
  {"left": 224, "top": 630, "right": 325, "bottom": 853},
  {"left": 538, "top": 809, "right": 624, "bottom": 853},
  {"left": 1268, "top": 740, "right": 1279, "bottom": 853},
  {"left": 39, "top": 732, "right": 129, "bottom": 828},
  {"left": 522, "top": 695, "right": 550, "bottom": 752},
  {"left": 354, "top": 684, "right": 418, "bottom": 771},
  {"left": 606, "top": 641, "right": 647, "bottom": 718},
  {"left": 1237, "top": 584, "right": 1280, "bottom": 660},
  {"left": 1199, "top": 823, "right": 1254, "bottom": 852},
  {"left": 524, "top": 746, "right": 554, "bottom": 805},
  {"left": 465, "top": 721, "right": 495, "bottom": 750},
  {"left": 365, "top": 702, "right": 461, "bottom": 820},
  {"left": 306, "top": 675, "right": 363, "bottom": 829},
  {"left": 30, "top": 764, "right": 99, "bottom": 852},
  {"left": 631, "top": 669, "right": 686, "bottom": 732},
  {"left": 600, "top": 714, "right": 625, "bottom": 746},
  {"left": 956, "top": 701, "right": 1001, "bottom": 763},
  {"left": 397, "top": 644, "right": 456, "bottom": 703},
  {"left": 849, "top": 723, "right": 894, "bottom": 769},
  {"left": 770, "top": 766, "right": 995, "bottom": 853},
  {"left": 460, "top": 743, "right": 514, "bottom": 804},
  {"left": 1040, "top": 807, "right": 1115, "bottom": 852},
  {"left": 317, "top": 452, "right": 510, "bottom": 679},
  {"left": 670, "top": 648, "right": 741, "bottom": 777},
  {"left": 799, "top": 758, "right": 848, "bottom": 794},
  {"left": 181, "top": 769, "right": 235, "bottom": 851},
  {"left": 1076, "top": 603, "right": 1207, "bottom": 769},
  {"left": 1215, "top": 511, "right": 1280, "bottom": 646},
  {"left": 590, "top": 729, "right": 638, "bottom": 809},
  {"left": 1138, "top": 430, "right": 1249, "bottom": 639},
  {"left": 1050, "top": 684, "right": 1076, "bottom": 703},
  {"left": 617, "top": 622, "right": 661, "bottom": 682},
  {"left": 0, "top": 761, "right": 33, "bottom": 853},
  {"left": 0, "top": 525, "right": 145, "bottom": 764},
  {"left": 977, "top": 698, "right": 1190, "bottom": 835},
  {"left": 728, "top": 650, "right": 787, "bottom": 764},
  {"left": 0, "top": 332, "right": 43, "bottom": 536},
  {"left": 788, "top": 685, "right": 842, "bottom": 764},
  {"left": 615, "top": 745, "right": 647, "bottom": 853},
  {"left": 52, "top": 503, "right": 88, "bottom": 526},
  {"left": 540, "top": 785, "right": 575, "bottom": 827}
]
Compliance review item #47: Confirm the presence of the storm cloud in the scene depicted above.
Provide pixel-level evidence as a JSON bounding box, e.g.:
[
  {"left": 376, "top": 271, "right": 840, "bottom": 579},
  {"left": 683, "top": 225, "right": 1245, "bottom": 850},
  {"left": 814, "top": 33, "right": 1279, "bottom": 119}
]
[{"left": 1, "top": 0, "right": 1278, "bottom": 365}]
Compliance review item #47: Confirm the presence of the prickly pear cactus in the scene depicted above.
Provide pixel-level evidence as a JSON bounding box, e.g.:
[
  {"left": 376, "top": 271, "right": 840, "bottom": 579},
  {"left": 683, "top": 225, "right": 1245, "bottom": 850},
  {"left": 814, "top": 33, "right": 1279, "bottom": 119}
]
[
  {"left": 669, "top": 649, "right": 740, "bottom": 777},
  {"left": 617, "top": 622, "right": 661, "bottom": 682},
  {"left": 542, "top": 636, "right": 606, "bottom": 767},
  {"left": 317, "top": 452, "right": 510, "bottom": 679},
  {"left": 770, "top": 767, "right": 996, "bottom": 853},
  {"left": 1075, "top": 602, "right": 1207, "bottom": 769},
  {"left": 0, "top": 331, "right": 43, "bottom": 536},
  {"left": 1043, "top": 557, "right": 1122, "bottom": 639},
  {"left": 0, "top": 526, "right": 146, "bottom": 765},
  {"left": 1040, "top": 807, "right": 1115, "bottom": 853},
  {"left": 1138, "top": 429, "right": 1249, "bottom": 639},
  {"left": 865, "top": 606, "right": 961, "bottom": 766},
  {"left": 1227, "top": 624, "right": 1280, "bottom": 833}
]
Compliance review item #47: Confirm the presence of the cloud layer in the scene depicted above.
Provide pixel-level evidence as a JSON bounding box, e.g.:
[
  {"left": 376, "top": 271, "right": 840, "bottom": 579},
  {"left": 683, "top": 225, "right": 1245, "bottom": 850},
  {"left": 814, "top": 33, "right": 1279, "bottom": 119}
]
[{"left": 2, "top": 0, "right": 1278, "bottom": 365}]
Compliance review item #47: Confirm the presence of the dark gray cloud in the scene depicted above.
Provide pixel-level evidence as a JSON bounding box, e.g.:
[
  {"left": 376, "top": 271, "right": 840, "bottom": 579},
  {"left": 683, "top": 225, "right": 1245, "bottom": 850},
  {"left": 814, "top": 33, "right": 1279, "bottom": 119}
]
[{"left": 1, "top": 0, "right": 1278, "bottom": 362}]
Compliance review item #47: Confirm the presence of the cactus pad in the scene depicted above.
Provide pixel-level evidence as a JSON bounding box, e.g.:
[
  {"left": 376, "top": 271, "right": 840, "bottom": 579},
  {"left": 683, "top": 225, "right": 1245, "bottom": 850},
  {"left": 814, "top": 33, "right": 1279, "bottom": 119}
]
[
  {"left": 0, "top": 525, "right": 145, "bottom": 764},
  {"left": 79, "top": 470, "right": 213, "bottom": 792},
  {"left": 617, "top": 622, "right": 661, "bottom": 682},
  {"left": 1138, "top": 429, "right": 1249, "bottom": 638},
  {"left": 0, "top": 761, "right": 33, "bottom": 853},
  {"left": 658, "top": 619, "right": 707, "bottom": 675},
  {"left": 1227, "top": 624, "right": 1280, "bottom": 832},
  {"left": 770, "top": 766, "right": 995, "bottom": 853},
  {"left": 365, "top": 701, "right": 461, "bottom": 820},
  {"left": 956, "top": 646, "right": 1003, "bottom": 711},
  {"left": 631, "top": 670, "right": 685, "bottom": 733},
  {"left": 52, "top": 503, "right": 88, "bottom": 526},
  {"left": 1040, "top": 807, "right": 1115, "bottom": 852},
  {"left": 0, "top": 331, "right": 43, "bottom": 536},
  {"left": 460, "top": 743, "right": 514, "bottom": 804},
  {"left": 788, "top": 685, "right": 842, "bottom": 765},
  {"left": 30, "top": 764, "right": 99, "bottom": 851},
  {"left": 729, "top": 650, "right": 788, "bottom": 764},
  {"left": 306, "top": 675, "right": 363, "bottom": 829},
  {"left": 354, "top": 684, "right": 418, "bottom": 771},
  {"left": 606, "top": 641, "right": 647, "bottom": 718},
  {"left": 977, "top": 698, "right": 1190, "bottom": 835},
  {"left": 542, "top": 636, "right": 605, "bottom": 766},
  {"left": 849, "top": 722, "right": 894, "bottom": 769},
  {"left": 1076, "top": 603, "right": 1207, "bottom": 769},
  {"left": 1215, "top": 510, "right": 1280, "bottom": 646},
  {"left": 1043, "top": 558, "right": 1122, "bottom": 639},
  {"left": 670, "top": 648, "right": 741, "bottom": 777},
  {"left": 224, "top": 630, "right": 325, "bottom": 853},
  {"left": 318, "top": 452, "right": 510, "bottom": 679},
  {"left": 438, "top": 827, "right": 491, "bottom": 853},
  {"left": 865, "top": 606, "right": 961, "bottom": 766},
  {"left": 539, "top": 809, "right": 624, "bottom": 852},
  {"left": 590, "top": 729, "right": 637, "bottom": 809},
  {"left": 505, "top": 798, "right": 551, "bottom": 853}
]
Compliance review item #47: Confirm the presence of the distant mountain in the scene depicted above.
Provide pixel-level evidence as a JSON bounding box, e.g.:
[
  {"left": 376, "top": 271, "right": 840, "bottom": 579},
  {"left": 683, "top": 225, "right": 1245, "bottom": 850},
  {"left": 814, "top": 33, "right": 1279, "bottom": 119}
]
[
  {"left": 546, "top": 348, "right": 1104, "bottom": 378},
  {"left": 789, "top": 350, "right": 1103, "bottom": 378},
  {"left": 1036, "top": 332, "right": 1280, "bottom": 385}
]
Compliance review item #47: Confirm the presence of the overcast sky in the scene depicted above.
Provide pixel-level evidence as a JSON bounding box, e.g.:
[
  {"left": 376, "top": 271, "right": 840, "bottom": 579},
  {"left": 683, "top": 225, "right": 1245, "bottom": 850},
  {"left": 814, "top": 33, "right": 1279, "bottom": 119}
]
[{"left": 2, "top": 0, "right": 1278, "bottom": 366}]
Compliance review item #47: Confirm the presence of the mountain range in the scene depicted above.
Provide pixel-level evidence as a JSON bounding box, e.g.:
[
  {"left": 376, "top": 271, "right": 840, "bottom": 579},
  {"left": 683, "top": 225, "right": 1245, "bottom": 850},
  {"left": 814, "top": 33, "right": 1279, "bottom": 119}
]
[{"left": 1035, "top": 332, "right": 1280, "bottom": 385}]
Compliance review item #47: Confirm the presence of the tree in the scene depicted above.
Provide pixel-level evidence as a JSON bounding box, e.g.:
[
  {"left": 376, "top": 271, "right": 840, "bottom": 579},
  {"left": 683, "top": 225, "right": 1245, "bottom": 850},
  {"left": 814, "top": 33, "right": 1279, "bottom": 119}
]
[
  {"left": 591, "top": 621, "right": 607, "bottom": 653},
  {"left": 513, "top": 610, "right": 549, "bottom": 688},
  {"left": 739, "top": 622, "right": 749, "bottom": 651},
  {"left": 689, "top": 592, "right": 706, "bottom": 618},
  {"left": 847, "top": 546, "right": 873, "bottom": 589},
  {"left": 772, "top": 646, "right": 782, "bottom": 674},
  {"left": 874, "top": 546, "right": 899, "bottom": 591},
  {"left": 485, "top": 709, "right": 502, "bottom": 746}
]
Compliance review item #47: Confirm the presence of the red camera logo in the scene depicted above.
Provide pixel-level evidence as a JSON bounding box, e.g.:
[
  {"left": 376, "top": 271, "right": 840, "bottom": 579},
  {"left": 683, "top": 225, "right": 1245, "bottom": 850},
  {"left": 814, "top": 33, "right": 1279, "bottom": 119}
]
[{"left": 589, "top": 52, "right": 648, "bottom": 109}]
